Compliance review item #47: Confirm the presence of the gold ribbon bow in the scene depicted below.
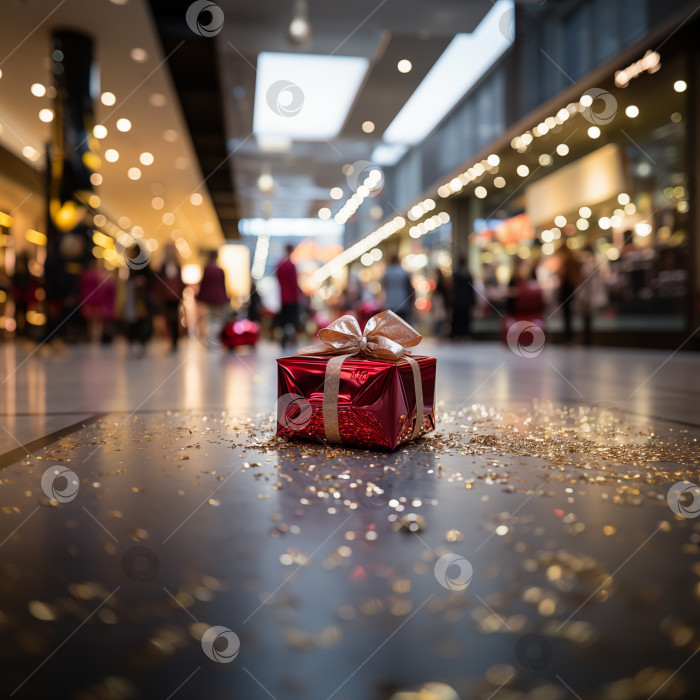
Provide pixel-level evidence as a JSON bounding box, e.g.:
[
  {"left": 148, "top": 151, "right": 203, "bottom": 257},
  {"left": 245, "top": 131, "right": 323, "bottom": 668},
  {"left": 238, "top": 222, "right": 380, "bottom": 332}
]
[{"left": 296, "top": 310, "right": 425, "bottom": 444}]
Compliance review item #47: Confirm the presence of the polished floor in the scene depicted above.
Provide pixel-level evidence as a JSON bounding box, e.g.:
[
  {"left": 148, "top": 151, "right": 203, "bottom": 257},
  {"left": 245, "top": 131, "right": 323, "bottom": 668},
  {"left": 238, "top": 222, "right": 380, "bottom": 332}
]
[{"left": 1, "top": 337, "right": 699, "bottom": 700}]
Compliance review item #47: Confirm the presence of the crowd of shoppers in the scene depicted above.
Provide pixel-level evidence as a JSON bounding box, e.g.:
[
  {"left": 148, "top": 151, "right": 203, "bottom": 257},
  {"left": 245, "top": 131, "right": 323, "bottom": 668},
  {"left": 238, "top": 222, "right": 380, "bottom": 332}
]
[{"left": 1, "top": 239, "right": 613, "bottom": 349}]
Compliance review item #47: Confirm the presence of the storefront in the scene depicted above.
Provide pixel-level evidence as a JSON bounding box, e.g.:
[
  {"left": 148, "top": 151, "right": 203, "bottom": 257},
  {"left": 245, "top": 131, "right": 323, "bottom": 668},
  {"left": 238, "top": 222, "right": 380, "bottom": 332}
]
[{"left": 444, "top": 40, "right": 694, "bottom": 345}]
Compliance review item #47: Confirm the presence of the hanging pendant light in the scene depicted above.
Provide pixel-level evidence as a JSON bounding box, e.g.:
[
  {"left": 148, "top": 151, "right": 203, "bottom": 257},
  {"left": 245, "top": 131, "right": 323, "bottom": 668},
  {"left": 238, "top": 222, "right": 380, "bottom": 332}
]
[{"left": 287, "top": 0, "right": 312, "bottom": 46}]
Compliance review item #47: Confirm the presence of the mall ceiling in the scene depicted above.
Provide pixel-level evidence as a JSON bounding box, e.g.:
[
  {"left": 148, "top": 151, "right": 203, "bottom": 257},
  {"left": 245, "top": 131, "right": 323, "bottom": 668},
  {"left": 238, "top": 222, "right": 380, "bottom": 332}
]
[
  {"left": 0, "top": 0, "right": 517, "bottom": 247},
  {"left": 0, "top": 0, "right": 225, "bottom": 255},
  {"left": 146, "top": 0, "right": 497, "bottom": 228}
]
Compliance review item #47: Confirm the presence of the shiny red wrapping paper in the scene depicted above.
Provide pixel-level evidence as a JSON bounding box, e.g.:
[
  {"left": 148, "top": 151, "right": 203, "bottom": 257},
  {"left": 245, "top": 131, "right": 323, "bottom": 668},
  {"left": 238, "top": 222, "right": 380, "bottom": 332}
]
[{"left": 276, "top": 355, "right": 436, "bottom": 450}]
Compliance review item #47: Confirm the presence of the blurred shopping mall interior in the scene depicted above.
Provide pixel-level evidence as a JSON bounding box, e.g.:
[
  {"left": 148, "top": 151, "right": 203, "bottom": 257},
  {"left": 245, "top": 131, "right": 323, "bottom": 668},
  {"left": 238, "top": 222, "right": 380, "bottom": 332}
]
[{"left": 1, "top": 0, "right": 700, "bottom": 699}]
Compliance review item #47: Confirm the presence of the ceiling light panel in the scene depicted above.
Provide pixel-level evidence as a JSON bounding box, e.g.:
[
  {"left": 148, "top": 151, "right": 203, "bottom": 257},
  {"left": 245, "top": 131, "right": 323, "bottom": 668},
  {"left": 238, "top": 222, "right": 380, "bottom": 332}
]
[{"left": 253, "top": 52, "right": 369, "bottom": 140}]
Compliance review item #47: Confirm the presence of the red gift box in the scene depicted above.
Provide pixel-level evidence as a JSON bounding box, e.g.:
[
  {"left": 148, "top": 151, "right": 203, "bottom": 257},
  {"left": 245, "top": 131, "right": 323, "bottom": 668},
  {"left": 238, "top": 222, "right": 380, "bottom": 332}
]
[
  {"left": 276, "top": 311, "right": 436, "bottom": 450},
  {"left": 220, "top": 318, "right": 260, "bottom": 349}
]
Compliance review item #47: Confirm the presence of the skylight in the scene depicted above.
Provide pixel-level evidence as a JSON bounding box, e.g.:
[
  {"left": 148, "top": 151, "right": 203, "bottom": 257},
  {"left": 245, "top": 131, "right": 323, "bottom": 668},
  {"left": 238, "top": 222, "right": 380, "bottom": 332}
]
[
  {"left": 382, "top": 0, "right": 514, "bottom": 145},
  {"left": 253, "top": 52, "right": 369, "bottom": 140}
]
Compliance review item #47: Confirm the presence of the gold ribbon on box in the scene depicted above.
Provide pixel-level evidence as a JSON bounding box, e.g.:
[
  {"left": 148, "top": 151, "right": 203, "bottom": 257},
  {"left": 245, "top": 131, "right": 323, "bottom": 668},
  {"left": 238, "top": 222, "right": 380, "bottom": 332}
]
[{"left": 296, "top": 310, "right": 425, "bottom": 444}]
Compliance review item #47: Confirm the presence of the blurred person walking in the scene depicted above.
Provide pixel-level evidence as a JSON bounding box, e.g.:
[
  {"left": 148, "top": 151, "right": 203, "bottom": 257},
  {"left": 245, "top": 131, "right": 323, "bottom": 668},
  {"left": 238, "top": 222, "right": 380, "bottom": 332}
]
[
  {"left": 80, "top": 259, "right": 112, "bottom": 342},
  {"left": 247, "top": 280, "right": 263, "bottom": 324},
  {"left": 557, "top": 246, "right": 581, "bottom": 344},
  {"left": 11, "top": 252, "right": 34, "bottom": 337},
  {"left": 451, "top": 255, "right": 474, "bottom": 339},
  {"left": 382, "top": 253, "right": 413, "bottom": 321},
  {"left": 275, "top": 243, "right": 300, "bottom": 348},
  {"left": 576, "top": 246, "right": 607, "bottom": 346},
  {"left": 158, "top": 244, "right": 185, "bottom": 352},
  {"left": 431, "top": 267, "right": 452, "bottom": 337},
  {"left": 196, "top": 250, "right": 229, "bottom": 340},
  {"left": 119, "top": 244, "right": 157, "bottom": 357}
]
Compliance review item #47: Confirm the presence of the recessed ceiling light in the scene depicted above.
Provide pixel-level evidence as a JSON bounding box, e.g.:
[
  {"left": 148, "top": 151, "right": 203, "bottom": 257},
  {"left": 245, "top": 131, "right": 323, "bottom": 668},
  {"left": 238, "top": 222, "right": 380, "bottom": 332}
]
[
  {"left": 257, "top": 172, "right": 274, "bottom": 192},
  {"left": 101, "top": 91, "right": 116, "bottom": 106},
  {"left": 190, "top": 193, "right": 203, "bottom": 206},
  {"left": 162, "top": 212, "right": 175, "bottom": 225},
  {"left": 151, "top": 197, "right": 164, "bottom": 210},
  {"left": 130, "top": 48, "right": 148, "bottom": 63},
  {"left": 105, "top": 148, "right": 119, "bottom": 162},
  {"left": 30, "top": 83, "right": 46, "bottom": 97},
  {"left": 474, "top": 186, "right": 487, "bottom": 199},
  {"left": 516, "top": 164, "right": 529, "bottom": 177},
  {"left": 139, "top": 152, "right": 154, "bottom": 166},
  {"left": 673, "top": 80, "right": 687, "bottom": 93},
  {"left": 361, "top": 120, "right": 375, "bottom": 134},
  {"left": 116, "top": 118, "right": 131, "bottom": 132},
  {"left": 397, "top": 59, "right": 412, "bottom": 73},
  {"left": 587, "top": 126, "right": 601, "bottom": 138},
  {"left": 494, "top": 176, "right": 506, "bottom": 188},
  {"left": 128, "top": 167, "right": 141, "bottom": 180},
  {"left": 625, "top": 105, "right": 639, "bottom": 118},
  {"left": 330, "top": 187, "right": 343, "bottom": 200},
  {"left": 556, "top": 143, "right": 569, "bottom": 156},
  {"left": 90, "top": 173, "right": 102, "bottom": 186},
  {"left": 118, "top": 216, "right": 131, "bottom": 229},
  {"left": 22, "top": 145, "right": 38, "bottom": 160},
  {"left": 318, "top": 207, "right": 331, "bottom": 220},
  {"left": 39, "top": 108, "right": 54, "bottom": 122},
  {"left": 88, "top": 195, "right": 101, "bottom": 208},
  {"left": 93, "top": 124, "right": 108, "bottom": 139}
]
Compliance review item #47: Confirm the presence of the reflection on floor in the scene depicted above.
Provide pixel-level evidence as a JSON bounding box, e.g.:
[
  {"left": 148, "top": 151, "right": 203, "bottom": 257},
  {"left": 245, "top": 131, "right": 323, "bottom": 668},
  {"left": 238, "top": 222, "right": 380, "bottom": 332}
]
[{"left": 1, "top": 339, "right": 699, "bottom": 699}]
